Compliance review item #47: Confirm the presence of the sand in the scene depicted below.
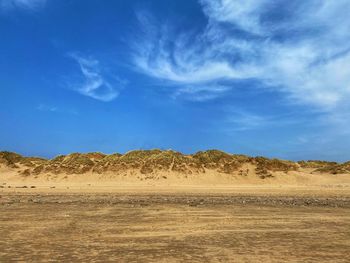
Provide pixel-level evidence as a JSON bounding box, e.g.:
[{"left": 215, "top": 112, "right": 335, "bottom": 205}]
[
  {"left": 1, "top": 164, "right": 350, "bottom": 193},
  {"left": 1, "top": 164, "right": 350, "bottom": 262},
  {"left": 1, "top": 193, "right": 350, "bottom": 262}
]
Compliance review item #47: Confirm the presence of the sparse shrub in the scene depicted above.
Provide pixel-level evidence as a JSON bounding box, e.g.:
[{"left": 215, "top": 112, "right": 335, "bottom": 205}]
[{"left": 21, "top": 169, "right": 31, "bottom": 176}]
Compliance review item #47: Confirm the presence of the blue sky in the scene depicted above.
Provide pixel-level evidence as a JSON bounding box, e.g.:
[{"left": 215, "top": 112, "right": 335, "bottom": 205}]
[{"left": 0, "top": 0, "right": 350, "bottom": 161}]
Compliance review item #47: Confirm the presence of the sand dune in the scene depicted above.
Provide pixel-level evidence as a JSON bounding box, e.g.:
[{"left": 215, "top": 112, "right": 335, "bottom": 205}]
[{"left": 1, "top": 150, "right": 349, "bottom": 193}]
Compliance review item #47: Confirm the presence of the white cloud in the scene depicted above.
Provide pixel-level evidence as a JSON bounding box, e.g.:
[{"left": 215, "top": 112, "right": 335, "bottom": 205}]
[
  {"left": 225, "top": 110, "right": 268, "bottom": 131},
  {"left": 221, "top": 107, "right": 308, "bottom": 132},
  {"left": 131, "top": 1, "right": 350, "bottom": 109},
  {"left": 0, "top": 0, "right": 46, "bottom": 11},
  {"left": 37, "top": 104, "right": 57, "bottom": 112},
  {"left": 36, "top": 104, "right": 78, "bottom": 115},
  {"left": 173, "top": 84, "right": 231, "bottom": 102},
  {"left": 70, "top": 54, "right": 125, "bottom": 102},
  {"left": 200, "top": 0, "right": 269, "bottom": 34}
]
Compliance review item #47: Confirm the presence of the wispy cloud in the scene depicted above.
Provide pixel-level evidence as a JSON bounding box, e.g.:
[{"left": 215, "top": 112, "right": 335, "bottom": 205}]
[
  {"left": 131, "top": 1, "right": 350, "bottom": 109},
  {"left": 69, "top": 54, "right": 126, "bottom": 102},
  {"left": 221, "top": 108, "right": 309, "bottom": 132},
  {"left": 200, "top": 0, "right": 269, "bottom": 35},
  {"left": 36, "top": 104, "right": 78, "bottom": 115},
  {"left": 172, "top": 84, "right": 231, "bottom": 102},
  {"left": 0, "top": 0, "right": 47, "bottom": 11},
  {"left": 225, "top": 110, "right": 269, "bottom": 131},
  {"left": 36, "top": 104, "right": 57, "bottom": 112}
]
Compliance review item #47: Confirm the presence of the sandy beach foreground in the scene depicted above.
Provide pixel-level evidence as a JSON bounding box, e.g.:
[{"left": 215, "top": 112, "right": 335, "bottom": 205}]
[{"left": 1, "top": 187, "right": 350, "bottom": 263}]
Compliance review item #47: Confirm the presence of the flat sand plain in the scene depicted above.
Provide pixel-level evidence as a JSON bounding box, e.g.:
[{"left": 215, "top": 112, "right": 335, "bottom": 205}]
[{"left": 1, "top": 186, "right": 350, "bottom": 263}]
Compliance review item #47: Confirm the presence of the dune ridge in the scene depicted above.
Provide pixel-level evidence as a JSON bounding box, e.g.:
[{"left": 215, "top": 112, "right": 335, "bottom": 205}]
[{"left": 1, "top": 149, "right": 350, "bottom": 179}]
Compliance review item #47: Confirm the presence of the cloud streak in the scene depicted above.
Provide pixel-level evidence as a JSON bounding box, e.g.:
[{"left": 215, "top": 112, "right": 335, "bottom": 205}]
[
  {"left": 0, "top": 0, "right": 47, "bottom": 11},
  {"left": 132, "top": 1, "right": 350, "bottom": 109},
  {"left": 36, "top": 104, "right": 78, "bottom": 115},
  {"left": 70, "top": 54, "right": 125, "bottom": 102}
]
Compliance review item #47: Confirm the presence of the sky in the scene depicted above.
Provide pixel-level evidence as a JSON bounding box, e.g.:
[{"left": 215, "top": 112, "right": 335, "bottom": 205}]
[{"left": 0, "top": 0, "right": 350, "bottom": 161}]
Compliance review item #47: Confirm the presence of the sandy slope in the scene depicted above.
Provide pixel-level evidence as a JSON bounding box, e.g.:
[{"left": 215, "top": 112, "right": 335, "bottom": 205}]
[{"left": 1, "top": 166, "right": 350, "bottom": 195}]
